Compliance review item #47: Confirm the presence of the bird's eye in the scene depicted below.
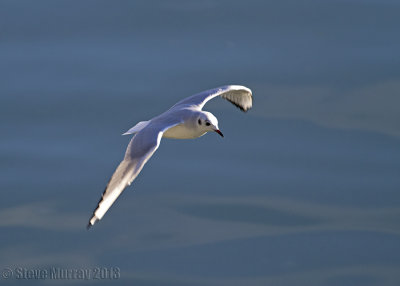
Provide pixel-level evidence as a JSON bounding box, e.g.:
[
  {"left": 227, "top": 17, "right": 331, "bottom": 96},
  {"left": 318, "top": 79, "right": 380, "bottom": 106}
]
[
  {"left": 205, "top": 122, "right": 211, "bottom": 126},
  {"left": 198, "top": 119, "right": 202, "bottom": 125}
]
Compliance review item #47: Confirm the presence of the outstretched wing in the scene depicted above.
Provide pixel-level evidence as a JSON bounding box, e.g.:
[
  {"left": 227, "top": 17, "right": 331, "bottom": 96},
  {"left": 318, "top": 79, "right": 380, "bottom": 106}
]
[
  {"left": 87, "top": 120, "right": 181, "bottom": 229},
  {"left": 172, "top": 85, "right": 252, "bottom": 112}
]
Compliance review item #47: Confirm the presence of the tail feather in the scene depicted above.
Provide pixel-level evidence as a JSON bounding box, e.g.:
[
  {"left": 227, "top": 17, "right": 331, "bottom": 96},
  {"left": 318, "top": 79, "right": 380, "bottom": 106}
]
[{"left": 122, "top": 121, "right": 149, "bottom": 135}]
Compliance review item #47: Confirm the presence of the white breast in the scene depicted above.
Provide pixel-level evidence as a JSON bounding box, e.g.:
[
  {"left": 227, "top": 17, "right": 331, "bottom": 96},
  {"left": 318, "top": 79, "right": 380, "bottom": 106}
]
[{"left": 163, "top": 123, "right": 206, "bottom": 139}]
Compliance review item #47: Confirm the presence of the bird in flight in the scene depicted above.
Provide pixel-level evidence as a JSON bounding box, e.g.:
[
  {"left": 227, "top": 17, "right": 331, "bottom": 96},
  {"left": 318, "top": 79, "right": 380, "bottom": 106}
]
[{"left": 87, "top": 85, "right": 253, "bottom": 229}]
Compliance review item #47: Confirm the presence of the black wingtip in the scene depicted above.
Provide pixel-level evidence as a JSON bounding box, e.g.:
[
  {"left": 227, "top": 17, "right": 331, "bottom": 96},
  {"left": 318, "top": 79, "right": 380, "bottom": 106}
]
[{"left": 87, "top": 216, "right": 99, "bottom": 230}]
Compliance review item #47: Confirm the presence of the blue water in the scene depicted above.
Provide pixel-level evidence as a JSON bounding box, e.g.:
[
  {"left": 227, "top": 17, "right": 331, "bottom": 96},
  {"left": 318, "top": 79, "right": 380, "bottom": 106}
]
[{"left": 1, "top": 1, "right": 400, "bottom": 285}]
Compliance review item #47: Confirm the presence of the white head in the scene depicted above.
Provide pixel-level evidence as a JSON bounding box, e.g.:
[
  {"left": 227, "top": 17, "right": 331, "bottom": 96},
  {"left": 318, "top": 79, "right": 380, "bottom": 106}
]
[{"left": 197, "top": 111, "right": 224, "bottom": 137}]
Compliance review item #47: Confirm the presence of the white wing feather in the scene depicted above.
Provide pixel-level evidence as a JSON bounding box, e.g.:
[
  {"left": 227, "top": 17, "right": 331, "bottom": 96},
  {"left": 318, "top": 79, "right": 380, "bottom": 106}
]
[
  {"left": 172, "top": 85, "right": 253, "bottom": 112},
  {"left": 87, "top": 120, "right": 181, "bottom": 228}
]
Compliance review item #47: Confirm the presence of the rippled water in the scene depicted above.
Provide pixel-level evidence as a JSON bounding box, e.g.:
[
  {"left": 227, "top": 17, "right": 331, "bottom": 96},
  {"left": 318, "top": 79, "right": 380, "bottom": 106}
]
[{"left": 1, "top": 1, "right": 400, "bottom": 285}]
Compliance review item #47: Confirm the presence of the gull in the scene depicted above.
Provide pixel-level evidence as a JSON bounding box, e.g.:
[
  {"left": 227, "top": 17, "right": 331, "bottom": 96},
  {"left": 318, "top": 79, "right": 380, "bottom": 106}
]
[{"left": 87, "top": 85, "right": 252, "bottom": 229}]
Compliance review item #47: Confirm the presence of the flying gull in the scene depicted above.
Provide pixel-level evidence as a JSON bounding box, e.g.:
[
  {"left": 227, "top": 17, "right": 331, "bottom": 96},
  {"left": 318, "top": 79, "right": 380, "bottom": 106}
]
[{"left": 87, "top": 85, "right": 252, "bottom": 229}]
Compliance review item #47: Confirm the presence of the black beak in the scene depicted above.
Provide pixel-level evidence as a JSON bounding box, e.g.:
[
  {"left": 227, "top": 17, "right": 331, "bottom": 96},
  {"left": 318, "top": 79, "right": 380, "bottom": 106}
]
[{"left": 215, "top": 129, "right": 224, "bottom": 137}]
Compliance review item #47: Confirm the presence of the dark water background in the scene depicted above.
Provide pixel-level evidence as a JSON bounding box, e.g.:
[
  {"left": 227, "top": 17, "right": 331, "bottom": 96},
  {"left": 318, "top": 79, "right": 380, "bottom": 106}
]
[{"left": 1, "top": 0, "right": 400, "bottom": 285}]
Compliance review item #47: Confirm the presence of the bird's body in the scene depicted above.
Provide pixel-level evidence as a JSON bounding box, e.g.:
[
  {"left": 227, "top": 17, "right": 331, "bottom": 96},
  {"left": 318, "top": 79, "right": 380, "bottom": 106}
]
[
  {"left": 163, "top": 118, "right": 206, "bottom": 139},
  {"left": 87, "top": 85, "right": 252, "bottom": 228},
  {"left": 161, "top": 108, "right": 206, "bottom": 139}
]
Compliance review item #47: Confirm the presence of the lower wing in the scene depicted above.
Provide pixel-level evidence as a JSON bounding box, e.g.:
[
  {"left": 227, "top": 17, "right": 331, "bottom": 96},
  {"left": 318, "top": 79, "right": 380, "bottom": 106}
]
[{"left": 87, "top": 121, "right": 180, "bottom": 229}]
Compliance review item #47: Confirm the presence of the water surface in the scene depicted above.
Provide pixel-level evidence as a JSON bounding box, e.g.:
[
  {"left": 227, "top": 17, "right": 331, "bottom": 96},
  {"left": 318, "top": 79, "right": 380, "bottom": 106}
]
[{"left": 1, "top": 1, "right": 400, "bottom": 285}]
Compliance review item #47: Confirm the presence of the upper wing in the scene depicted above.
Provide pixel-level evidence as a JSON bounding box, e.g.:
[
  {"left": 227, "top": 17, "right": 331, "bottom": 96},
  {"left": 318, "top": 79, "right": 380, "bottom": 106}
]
[
  {"left": 87, "top": 120, "right": 181, "bottom": 229},
  {"left": 172, "top": 85, "right": 252, "bottom": 112}
]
